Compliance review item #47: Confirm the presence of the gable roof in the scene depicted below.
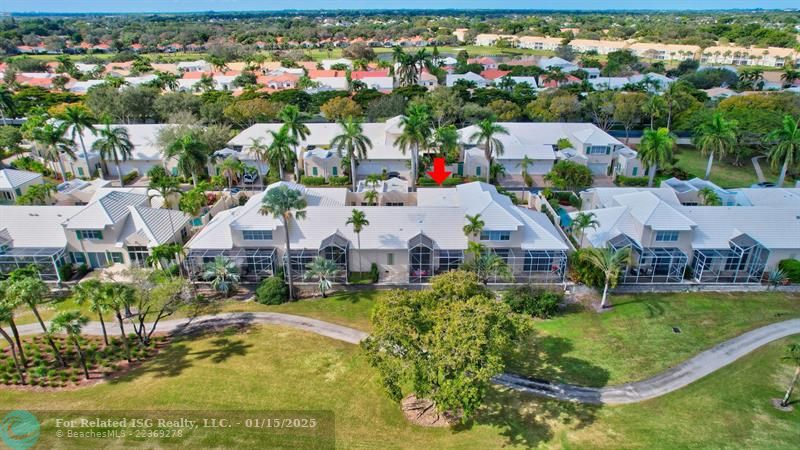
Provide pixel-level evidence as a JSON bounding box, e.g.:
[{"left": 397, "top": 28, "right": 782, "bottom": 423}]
[
  {"left": 0, "top": 206, "right": 84, "bottom": 249},
  {"left": 63, "top": 191, "right": 148, "bottom": 229},
  {"left": 0, "top": 169, "right": 42, "bottom": 190}
]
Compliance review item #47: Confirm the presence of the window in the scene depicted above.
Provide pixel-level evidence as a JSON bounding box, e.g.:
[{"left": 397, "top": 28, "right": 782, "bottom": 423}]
[
  {"left": 475, "top": 166, "right": 481, "bottom": 177},
  {"left": 243, "top": 230, "right": 273, "bottom": 240},
  {"left": 655, "top": 231, "right": 679, "bottom": 242},
  {"left": 171, "top": 167, "right": 178, "bottom": 176},
  {"left": 77, "top": 167, "right": 85, "bottom": 177},
  {"left": 385, "top": 202, "right": 404, "bottom": 206},
  {"left": 632, "top": 167, "right": 638, "bottom": 176},
  {"left": 76, "top": 230, "right": 103, "bottom": 240},
  {"left": 332, "top": 167, "right": 338, "bottom": 176},
  {"left": 127, "top": 246, "right": 148, "bottom": 266},
  {"left": 480, "top": 231, "right": 511, "bottom": 241},
  {"left": 312, "top": 167, "right": 318, "bottom": 176},
  {"left": 387, "top": 253, "right": 394, "bottom": 265},
  {"left": 587, "top": 145, "right": 610, "bottom": 155},
  {"left": 71, "top": 252, "right": 86, "bottom": 264},
  {"left": 108, "top": 252, "right": 124, "bottom": 264}
]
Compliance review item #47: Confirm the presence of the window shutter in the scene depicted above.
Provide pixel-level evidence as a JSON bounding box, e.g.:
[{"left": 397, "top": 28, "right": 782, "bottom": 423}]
[
  {"left": 97, "top": 231, "right": 103, "bottom": 240},
  {"left": 76, "top": 231, "right": 83, "bottom": 241}
]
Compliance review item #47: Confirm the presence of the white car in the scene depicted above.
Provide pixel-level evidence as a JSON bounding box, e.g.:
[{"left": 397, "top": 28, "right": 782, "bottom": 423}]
[{"left": 242, "top": 169, "right": 259, "bottom": 184}]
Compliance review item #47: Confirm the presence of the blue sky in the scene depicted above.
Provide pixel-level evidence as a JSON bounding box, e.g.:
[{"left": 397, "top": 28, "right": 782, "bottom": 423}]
[{"left": 4, "top": 1, "right": 799, "bottom": 13}]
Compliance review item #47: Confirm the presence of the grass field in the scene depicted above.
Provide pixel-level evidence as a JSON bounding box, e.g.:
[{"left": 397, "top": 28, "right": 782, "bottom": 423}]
[
  {"left": 669, "top": 145, "right": 788, "bottom": 188},
  {"left": 0, "top": 323, "right": 796, "bottom": 449}
]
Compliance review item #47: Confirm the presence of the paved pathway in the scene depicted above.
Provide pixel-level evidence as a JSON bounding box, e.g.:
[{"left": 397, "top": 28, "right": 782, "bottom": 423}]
[{"left": 17, "top": 313, "right": 800, "bottom": 405}]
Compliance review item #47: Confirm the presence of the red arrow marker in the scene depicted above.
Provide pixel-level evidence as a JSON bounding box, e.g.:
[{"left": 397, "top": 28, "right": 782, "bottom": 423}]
[{"left": 426, "top": 157, "right": 452, "bottom": 186}]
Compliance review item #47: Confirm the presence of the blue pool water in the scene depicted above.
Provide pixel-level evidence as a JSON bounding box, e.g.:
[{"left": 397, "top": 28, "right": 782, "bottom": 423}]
[{"left": 557, "top": 208, "right": 573, "bottom": 227}]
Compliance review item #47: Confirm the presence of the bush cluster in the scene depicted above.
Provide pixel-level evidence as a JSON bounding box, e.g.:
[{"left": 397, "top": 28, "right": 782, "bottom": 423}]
[
  {"left": 501, "top": 285, "right": 563, "bottom": 318},
  {"left": 256, "top": 276, "right": 289, "bottom": 305},
  {"left": 778, "top": 259, "right": 800, "bottom": 283}
]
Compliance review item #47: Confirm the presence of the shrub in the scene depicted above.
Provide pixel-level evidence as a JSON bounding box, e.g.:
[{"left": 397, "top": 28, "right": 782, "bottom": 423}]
[
  {"left": 75, "top": 264, "right": 90, "bottom": 277},
  {"left": 329, "top": 175, "right": 350, "bottom": 186},
  {"left": 502, "top": 285, "right": 563, "bottom": 318},
  {"left": 568, "top": 249, "right": 605, "bottom": 289},
  {"left": 778, "top": 259, "right": 800, "bottom": 283},
  {"left": 370, "top": 263, "right": 379, "bottom": 283},
  {"left": 301, "top": 175, "right": 326, "bottom": 186},
  {"left": 123, "top": 170, "right": 139, "bottom": 185},
  {"left": 58, "top": 264, "right": 74, "bottom": 281},
  {"left": 615, "top": 175, "right": 650, "bottom": 187},
  {"left": 256, "top": 276, "right": 289, "bottom": 305}
]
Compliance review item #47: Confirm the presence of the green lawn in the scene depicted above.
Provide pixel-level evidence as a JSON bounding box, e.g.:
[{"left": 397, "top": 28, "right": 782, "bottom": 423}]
[
  {"left": 669, "top": 145, "right": 788, "bottom": 188},
  {"left": 0, "top": 323, "right": 796, "bottom": 449},
  {"left": 506, "top": 291, "right": 800, "bottom": 387}
]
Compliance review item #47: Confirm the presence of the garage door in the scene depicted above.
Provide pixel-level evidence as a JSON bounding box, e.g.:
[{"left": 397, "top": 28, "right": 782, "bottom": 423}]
[{"left": 588, "top": 163, "right": 608, "bottom": 175}]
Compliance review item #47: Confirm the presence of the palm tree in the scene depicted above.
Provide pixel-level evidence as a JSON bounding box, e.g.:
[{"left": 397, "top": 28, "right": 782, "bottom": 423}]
[
  {"left": 155, "top": 71, "right": 179, "bottom": 91},
  {"left": 0, "top": 303, "right": 26, "bottom": 384},
  {"left": 32, "top": 122, "right": 75, "bottom": 182},
  {"left": 217, "top": 156, "right": 245, "bottom": 188},
  {"left": 462, "top": 252, "right": 513, "bottom": 285},
  {"left": 15, "top": 182, "right": 56, "bottom": 205},
  {"left": 580, "top": 247, "right": 631, "bottom": 309},
  {"left": 0, "top": 86, "right": 14, "bottom": 125},
  {"left": 5, "top": 276, "right": 66, "bottom": 367},
  {"left": 60, "top": 105, "right": 96, "bottom": 178},
  {"left": 280, "top": 105, "right": 310, "bottom": 181},
  {"left": 781, "top": 68, "right": 800, "bottom": 88},
  {"left": 363, "top": 189, "right": 378, "bottom": 206},
  {"left": 765, "top": 115, "right": 800, "bottom": 187},
  {"left": 49, "top": 311, "right": 91, "bottom": 379},
  {"left": 163, "top": 133, "right": 209, "bottom": 186},
  {"left": 396, "top": 105, "right": 431, "bottom": 190},
  {"left": 698, "top": 187, "right": 722, "bottom": 206},
  {"left": 103, "top": 283, "right": 135, "bottom": 362},
  {"left": 469, "top": 118, "right": 509, "bottom": 183},
  {"left": 267, "top": 127, "right": 298, "bottom": 181},
  {"left": 260, "top": 185, "right": 308, "bottom": 300},
  {"left": 72, "top": 280, "right": 110, "bottom": 346},
  {"left": 0, "top": 285, "right": 27, "bottom": 367},
  {"left": 304, "top": 257, "right": 339, "bottom": 298},
  {"left": 638, "top": 127, "right": 675, "bottom": 187},
  {"left": 248, "top": 137, "right": 270, "bottom": 182},
  {"left": 346, "top": 209, "right": 369, "bottom": 273},
  {"left": 92, "top": 119, "right": 133, "bottom": 186},
  {"left": 433, "top": 125, "right": 459, "bottom": 159},
  {"left": 544, "top": 67, "right": 568, "bottom": 86},
  {"left": 780, "top": 342, "right": 800, "bottom": 408},
  {"left": 571, "top": 212, "right": 599, "bottom": 246},
  {"left": 642, "top": 94, "right": 666, "bottom": 130},
  {"left": 202, "top": 256, "right": 240, "bottom": 297},
  {"left": 694, "top": 112, "right": 738, "bottom": 180},
  {"left": 331, "top": 117, "right": 373, "bottom": 191},
  {"left": 463, "top": 213, "right": 485, "bottom": 240}
]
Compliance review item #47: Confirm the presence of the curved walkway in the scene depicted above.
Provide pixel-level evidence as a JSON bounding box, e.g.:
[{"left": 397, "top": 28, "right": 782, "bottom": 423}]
[{"left": 16, "top": 313, "right": 800, "bottom": 405}]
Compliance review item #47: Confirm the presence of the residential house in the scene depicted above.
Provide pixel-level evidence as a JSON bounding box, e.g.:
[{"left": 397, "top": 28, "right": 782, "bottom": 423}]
[
  {"left": 517, "top": 36, "right": 562, "bottom": 51},
  {"left": 185, "top": 181, "right": 568, "bottom": 284},
  {"left": 350, "top": 70, "right": 394, "bottom": 91},
  {"left": 445, "top": 72, "right": 488, "bottom": 88},
  {"left": 177, "top": 60, "right": 211, "bottom": 73},
  {"left": 567, "top": 39, "right": 628, "bottom": 55},
  {"left": 575, "top": 187, "right": 800, "bottom": 284},
  {"left": 701, "top": 46, "right": 799, "bottom": 68},
  {"left": 321, "top": 58, "right": 353, "bottom": 70},
  {"left": 628, "top": 43, "right": 701, "bottom": 61},
  {"left": 307, "top": 70, "right": 349, "bottom": 90},
  {"left": 0, "top": 169, "right": 44, "bottom": 204},
  {"left": 67, "top": 124, "right": 171, "bottom": 178}
]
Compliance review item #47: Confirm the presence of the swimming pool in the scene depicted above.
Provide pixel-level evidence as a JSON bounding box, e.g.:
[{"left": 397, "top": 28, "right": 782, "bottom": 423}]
[{"left": 557, "top": 208, "right": 573, "bottom": 228}]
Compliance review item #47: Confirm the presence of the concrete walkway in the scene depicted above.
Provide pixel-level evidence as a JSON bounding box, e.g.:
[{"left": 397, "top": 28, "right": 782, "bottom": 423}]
[
  {"left": 496, "top": 318, "right": 800, "bottom": 404},
  {"left": 16, "top": 313, "right": 800, "bottom": 405}
]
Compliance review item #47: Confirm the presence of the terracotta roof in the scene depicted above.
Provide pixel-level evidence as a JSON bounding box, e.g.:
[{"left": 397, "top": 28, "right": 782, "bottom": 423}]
[{"left": 480, "top": 70, "right": 511, "bottom": 80}]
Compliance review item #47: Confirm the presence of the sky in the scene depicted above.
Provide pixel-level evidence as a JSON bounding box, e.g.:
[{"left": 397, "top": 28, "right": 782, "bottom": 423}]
[{"left": 3, "top": 1, "right": 799, "bottom": 14}]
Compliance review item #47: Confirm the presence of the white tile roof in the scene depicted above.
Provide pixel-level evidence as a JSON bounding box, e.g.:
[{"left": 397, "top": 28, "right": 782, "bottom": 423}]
[
  {"left": 74, "top": 124, "right": 168, "bottom": 161},
  {"left": 187, "top": 182, "right": 566, "bottom": 252},
  {"left": 611, "top": 191, "right": 696, "bottom": 231},
  {"left": 125, "top": 206, "right": 190, "bottom": 247},
  {"left": 731, "top": 188, "right": 800, "bottom": 207},
  {"left": 680, "top": 206, "right": 800, "bottom": 250},
  {"left": 0, "top": 169, "right": 42, "bottom": 189},
  {"left": 63, "top": 191, "right": 149, "bottom": 229},
  {"left": 0, "top": 206, "right": 84, "bottom": 248}
]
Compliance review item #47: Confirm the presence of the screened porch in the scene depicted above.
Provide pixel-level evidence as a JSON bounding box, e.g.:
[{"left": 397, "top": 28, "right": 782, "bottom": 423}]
[
  {"left": 0, "top": 247, "right": 69, "bottom": 282},
  {"left": 408, "top": 233, "right": 465, "bottom": 283},
  {"left": 286, "top": 233, "right": 349, "bottom": 283},
  {"left": 608, "top": 234, "right": 688, "bottom": 284},
  {"left": 186, "top": 247, "right": 277, "bottom": 283},
  {"left": 486, "top": 248, "right": 568, "bottom": 284},
  {"left": 692, "top": 234, "right": 768, "bottom": 284}
]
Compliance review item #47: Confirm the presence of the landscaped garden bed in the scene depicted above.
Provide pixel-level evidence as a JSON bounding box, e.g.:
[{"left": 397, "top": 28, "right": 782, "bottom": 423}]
[{"left": 0, "top": 334, "right": 168, "bottom": 390}]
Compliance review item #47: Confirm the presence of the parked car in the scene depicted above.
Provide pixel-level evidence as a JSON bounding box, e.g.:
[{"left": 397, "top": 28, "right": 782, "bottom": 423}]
[
  {"left": 243, "top": 169, "right": 259, "bottom": 184},
  {"left": 386, "top": 171, "right": 401, "bottom": 179},
  {"left": 750, "top": 182, "right": 776, "bottom": 188}
]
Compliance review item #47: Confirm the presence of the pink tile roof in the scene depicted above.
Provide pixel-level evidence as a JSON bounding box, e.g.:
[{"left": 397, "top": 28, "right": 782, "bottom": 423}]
[{"left": 480, "top": 70, "right": 511, "bottom": 80}]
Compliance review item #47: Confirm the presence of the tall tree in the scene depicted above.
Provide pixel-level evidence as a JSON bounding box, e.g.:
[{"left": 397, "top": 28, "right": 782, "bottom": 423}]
[
  {"left": 217, "top": 156, "right": 245, "bottom": 188},
  {"left": 59, "top": 105, "right": 96, "bottom": 178},
  {"left": 571, "top": 212, "right": 599, "bottom": 246},
  {"left": 469, "top": 118, "right": 509, "bottom": 183},
  {"left": 0, "top": 86, "right": 15, "bottom": 125},
  {"left": 280, "top": 105, "right": 309, "bottom": 181},
  {"left": 396, "top": 105, "right": 432, "bottom": 190},
  {"left": 49, "top": 311, "right": 91, "bottom": 379},
  {"left": 0, "top": 282, "right": 26, "bottom": 367},
  {"left": 248, "top": 137, "right": 270, "bottom": 182},
  {"left": 780, "top": 342, "right": 800, "bottom": 408},
  {"left": 638, "top": 127, "right": 675, "bottom": 187},
  {"left": 72, "top": 279, "right": 110, "bottom": 346},
  {"left": 267, "top": 126, "right": 298, "bottom": 181},
  {"left": 5, "top": 275, "right": 66, "bottom": 367},
  {"left": 103, "top": 283, "right": 136, "bottom": 362},
  {"left": 92, "top": 118, "right": 133, "bottom": 186},
  {"left": 694, "top": 112, "right": 738, "bottom": 180},
  {"left": 462, "top": 214, "right": 485, "bottom": 240},
  {"left": 0, "top": 303, "right": 26, "bottom": 384},
  {"left": 345, "top": 209, "right": 369, "bottom": 273},
  {"left": 765, "top": 115, "right": 800, "bottom": 187},
  {"left": 260, "top": 185, "right": 308, "bottom": 300},
  {"left": 331, "top": 117, "right": 373, "bottom": 191},
  {"left": 580, "top": 247, "right": 631, "bottom": 309},
  {"left": 163, "top": 132, "right": 209, "bottom": 186},
  {"left": 32, "top": 122, "right": 75, "bottom": 182},
  {"left": 433, "top": 125, "right": 459, "bottom": 160}
]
